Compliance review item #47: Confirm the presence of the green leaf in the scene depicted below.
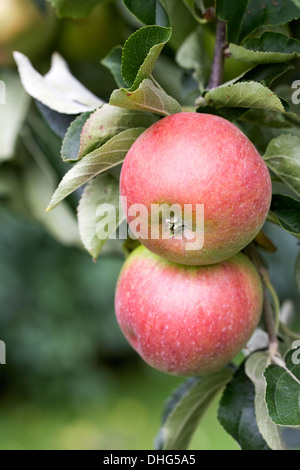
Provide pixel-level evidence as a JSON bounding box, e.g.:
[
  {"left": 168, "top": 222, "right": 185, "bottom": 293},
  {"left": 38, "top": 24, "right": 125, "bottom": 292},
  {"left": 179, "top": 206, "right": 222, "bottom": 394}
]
[
  {"left": 176, "top": 27, "right": 210, "bottom": 91},
  {"left": 183, "top": 0, "right": 213, "bottom": 23},
  {"left": 77, "top": 174, "right": 124, "bottom": 260},
  {"left": 218, "top": 361, "right": 271, "bottom": 450},
  {"left": 61, "top": 111, "right": 93, "bottom": 163},
  {"left": 242, "top": 108, "right": 292, "bottom": 128},
  {"left": 47, "top": 128, "right": 145, "bottom": 211},
  {"left": 295, "top": 251, "right": 300, "bottom": 292},
  {"left": 46, "top": 0, "right": 102, "bottom": 18},
  {"left": 263, "top": 135, "right": 300, "bottom": 197},
  {"left": 196, "top": 105, "right": 248, "bottom": 122},
  {"left": 205, "top": 82, "right": 285, "bottom": 113},
  {"left": 101, "top": 47, "right": 126, "bottom": 88},
  {"left": 270, "top": 194, "right": 300, "bottom": 236},
  {"left": 245, "top": 352, "right": 286, "bottom": 450},
  {"left": 110, "top": 78, "right": 181, "bottom": 116},
  {"left": 230, "top": 33, "right": 300, "bottom": 64},
  {"left": 160, "top": 0, "right": 197, "bottom": 50},
  {"left": 155, "top": 368, "right": 233, "bottom": 450},
  {"left": 14, "top": 52, "right": 103, "bottom": 114},
  {"left": 240, "top": 63, "right": 294, "bottom": 87},
  {"left": 216, "top": 0, "right": 300, "bottom": 44},
  {"left": 121, "top": 25, "right": 172, "bottom": 90},
  {"left": 123, "top": 0, "right": 170, "bottom": 26},
  {"left": 264, "top": 349, "right": 300, "bottom": 427},
  {"left": 78, "top": 104, "right": 159, "bottom": 160}
]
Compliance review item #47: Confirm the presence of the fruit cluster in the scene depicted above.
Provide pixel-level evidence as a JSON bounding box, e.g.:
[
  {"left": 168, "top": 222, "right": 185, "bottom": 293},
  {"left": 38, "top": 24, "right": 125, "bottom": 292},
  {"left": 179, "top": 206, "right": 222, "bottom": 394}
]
[{"left": 115, "top": 112, "right": 272, "bottom": 376}]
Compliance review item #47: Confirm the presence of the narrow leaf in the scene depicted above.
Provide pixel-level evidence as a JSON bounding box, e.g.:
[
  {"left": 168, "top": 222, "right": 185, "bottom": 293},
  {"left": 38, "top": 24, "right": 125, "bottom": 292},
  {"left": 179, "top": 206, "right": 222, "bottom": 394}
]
[
  {"left": 245, "top": 352, "right": 286, "bottom": 450},
  {"left": 14, "top": 52, "right": 103, "bottom": 114},
  {"left": 110, "top": 78, "right": 181, "bottom": 116},
  {"left": 77, "top": 174, "right": 124, "bottom": 259},
  {"left": 230, "top": 33, "right": 300, "bottom": 64},
  {"left": 101, "top": 46, "right": 126, "bottom": 88},
  {"left": 47, "top": 128, "right": 145, "bottom": 210},
  {"left": 61, "top": 111, "right": 93, "bottom": 162},
  {"left": 205, "top": 81, "right": 285, "bottom": 113},
  {"left": 123, "top": 0, "right": 170, "bottom": 27},
  {"left": 263, "top": 135, "right": 300, "bottom": 198},
  {"left": 155, "top": 368, "right": 233, "bottom": 450},
  {"left": 264, "top": 349, "right": 300, "bottom": 427},
  {"left": 78, "top": 104, "right": 159, "bottom": 160},
  {"left": 270, "top": 194, "right": 300, "bottom": 236},
  {"left": 216, "top": 0, "right": 300, "bottom": 44},
  {"left": 218, "top": 361, "right": 271, "bottom": 450},
  {"left": 121, "top": 25, "right": 172, "bottom": 90}
]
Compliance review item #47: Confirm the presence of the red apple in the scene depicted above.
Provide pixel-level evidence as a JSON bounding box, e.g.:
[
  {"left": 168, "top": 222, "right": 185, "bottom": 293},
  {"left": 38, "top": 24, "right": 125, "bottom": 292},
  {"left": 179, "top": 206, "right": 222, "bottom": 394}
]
[
  {"left": 120, "top": 112, "right": 272, "bottom": 265},
  {"left": 115, "top": 245, "right": 263, "bottom": 376}
]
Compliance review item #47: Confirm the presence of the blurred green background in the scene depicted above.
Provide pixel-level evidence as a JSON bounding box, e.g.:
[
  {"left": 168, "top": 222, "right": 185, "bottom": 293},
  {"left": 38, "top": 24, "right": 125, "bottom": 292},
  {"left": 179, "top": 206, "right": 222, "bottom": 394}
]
[{"left": 0, "top": 0, "right": 299, "bottom": 451}]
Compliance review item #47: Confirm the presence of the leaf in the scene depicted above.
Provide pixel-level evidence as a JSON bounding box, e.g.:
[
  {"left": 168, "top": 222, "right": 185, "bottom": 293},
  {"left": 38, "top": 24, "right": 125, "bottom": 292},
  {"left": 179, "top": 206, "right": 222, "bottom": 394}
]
[
  {"left": 263, "top": 135, "right": 300, "bottom": 198},
  {"left": 61, "top": 111, "right": 93, "bottom": 162},
  {"left": 218, "top": 361, "right": 271, "bottom": 450},
  {"left": 295, "top": 251, "right": 300, "bottom": 292},
  {"left": 20, "top": 126, "right": 81, "bottom": 247},
  {"left": 121, "top": 25, "right": 172, "bottom": 90},
  {"left": 160, "top": 0, "right": 197, "bottom": 49},
  {"left": 14, "top": 52, "right": 103, "bottom": 114},
  {"left": 216, "top": 0, "right": 300, "bottom": 44},
  {"left": 230, "top": 33, "right": 300, "bottom": 64},
  {"left": 183, "top": 0, "right": 210, "bottom": 24},
  {"left": 270, "top": 194, "right": 300, "bottom": 236},
  {"left": 196, "top": 105, "right": 248, "bottom": 122},
  {"left": 264, "top": 349, "right": 300, "bottom": 427},
  {"left": 176, "top": 27, "right": 210, "bottom": 91},
  {"left": 123, "top": 0, "right": 170, "bottom": 26},
  {"left": 245, "top": 352, "right": 286, "bottom": 450},
  {"left": 47, "top": 128, "right": 145, "bottom": 210},
  {"left": 46, "top": 0, "right": 102, "bottom": 18},
  {"left": 110, "top": 78, "right": 181, "bottom": 116},
  {"left": 101, "top": 46, "right": 126, "bottom": 88},
  {"left": 35, "top": 101, "right": 77, "bottom": 138},
  {"left": 77, "top": 174, "right": 124, "bottom": 259},
  {"left": 0, "top": 71, "right": 30, "bottom": 161},
  {"left": 205, "top": 81, "right": 285, "bottom": 113},
  {"left": 239, "top": 63, "right": 294, "bottom": 87},
  {"left": 155, "top": 368, "right": 233, "bottom": 450},
  {"left": 78, "top": 104, "right": 159, "bottom": 160}
]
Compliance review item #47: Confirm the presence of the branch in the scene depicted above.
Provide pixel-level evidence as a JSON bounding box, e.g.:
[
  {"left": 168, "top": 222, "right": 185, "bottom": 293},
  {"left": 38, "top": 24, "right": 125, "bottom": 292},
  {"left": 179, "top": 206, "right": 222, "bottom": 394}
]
[
  {"left": 244, "top": 243, "right": 279, "bottom": 358},
  {"left": 207, "top": 20, "right": 227, "bottom": 90}
]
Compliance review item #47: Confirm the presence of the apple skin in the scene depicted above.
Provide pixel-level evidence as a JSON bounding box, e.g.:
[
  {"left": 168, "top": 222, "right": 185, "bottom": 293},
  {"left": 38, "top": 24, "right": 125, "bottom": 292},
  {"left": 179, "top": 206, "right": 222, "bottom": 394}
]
[
  {"left": 120, "top": 112, "right": 272, "bottom": 266},
  {"left": 115, "top": 246, "right": 263, "bottom": 376}
]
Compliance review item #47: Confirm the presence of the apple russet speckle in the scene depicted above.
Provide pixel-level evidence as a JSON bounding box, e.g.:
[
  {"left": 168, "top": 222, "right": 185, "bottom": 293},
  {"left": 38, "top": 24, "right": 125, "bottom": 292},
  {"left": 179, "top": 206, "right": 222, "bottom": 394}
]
[
  {"left": 120, "top": 112, "right": 272, "bottom": 265},
  {"left": 115, "top": 245, "right": 263, "bottom": 376}
]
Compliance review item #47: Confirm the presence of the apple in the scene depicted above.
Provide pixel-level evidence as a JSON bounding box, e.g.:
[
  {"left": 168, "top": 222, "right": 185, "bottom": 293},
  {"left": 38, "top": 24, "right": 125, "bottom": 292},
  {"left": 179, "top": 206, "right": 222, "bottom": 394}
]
[
  {"left": 115, "top": 245, "right": 263, "bottom": 376},
  {"left": 120, "top": 112, "right": 272, "bottom": 265},
  {"left": 0, "top": 0, "right": 56, "bottom": 66}
]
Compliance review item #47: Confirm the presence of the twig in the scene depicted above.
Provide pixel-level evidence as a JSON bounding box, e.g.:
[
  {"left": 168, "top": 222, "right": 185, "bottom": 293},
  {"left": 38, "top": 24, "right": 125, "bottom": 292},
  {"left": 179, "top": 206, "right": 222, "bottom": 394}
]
[
  {"left": 244, "top": 243, "right": 279, "bottom": 358},
  {"left": 207, "top": 20, "right": 227, "bottom": 89}
]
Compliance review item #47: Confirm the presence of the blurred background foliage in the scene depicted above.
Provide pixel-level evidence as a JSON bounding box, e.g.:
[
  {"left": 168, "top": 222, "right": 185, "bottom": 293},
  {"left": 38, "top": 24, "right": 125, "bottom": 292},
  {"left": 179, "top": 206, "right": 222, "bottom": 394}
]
[{"left": 0, "top": 0, "right": 299, "bottom": 450}]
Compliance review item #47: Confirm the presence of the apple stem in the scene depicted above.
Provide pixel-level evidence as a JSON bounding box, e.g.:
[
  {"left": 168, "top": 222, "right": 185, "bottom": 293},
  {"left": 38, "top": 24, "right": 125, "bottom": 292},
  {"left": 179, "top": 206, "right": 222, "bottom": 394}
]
[
  {"left": 207, "top": 20, "right": 227, "bottom": 90},
  {"left": 244, "top": 243, "right": 279, "bottom": 357}
]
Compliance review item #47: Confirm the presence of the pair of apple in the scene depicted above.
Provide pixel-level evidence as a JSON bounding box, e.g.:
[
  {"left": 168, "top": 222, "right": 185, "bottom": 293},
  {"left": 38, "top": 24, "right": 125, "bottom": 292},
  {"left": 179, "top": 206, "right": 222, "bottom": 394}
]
[{"left": 115, "top": 112, "right": 272, "bottom": 376}]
